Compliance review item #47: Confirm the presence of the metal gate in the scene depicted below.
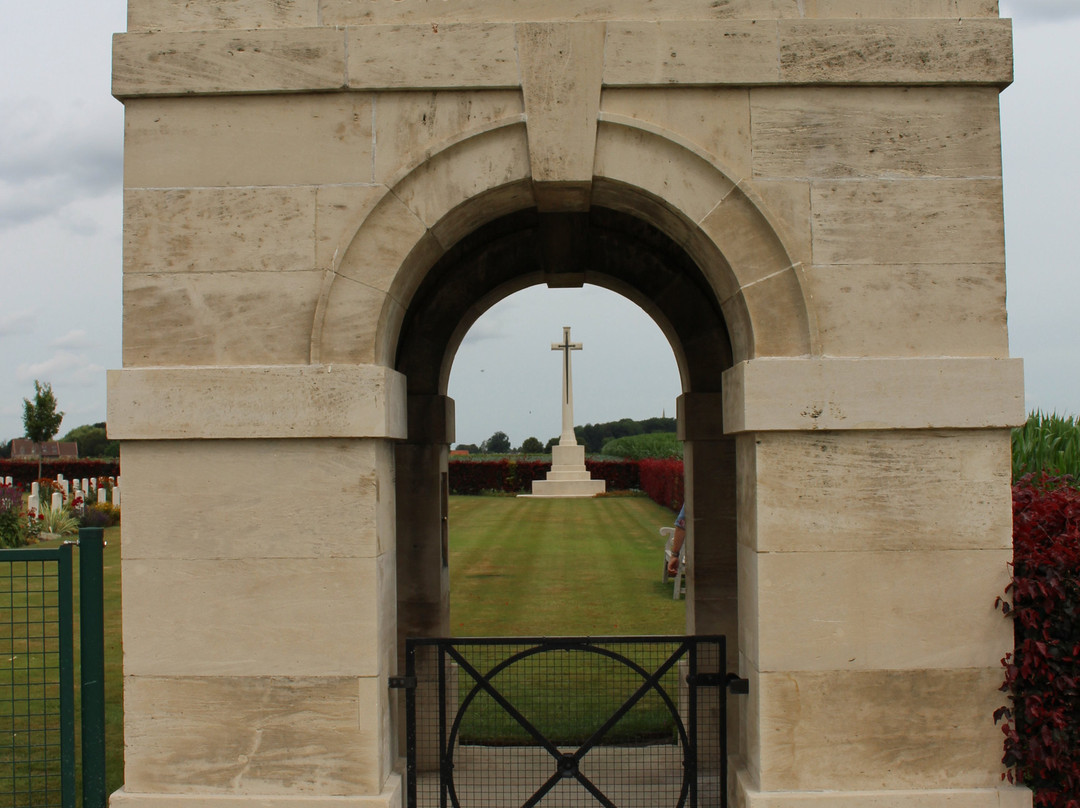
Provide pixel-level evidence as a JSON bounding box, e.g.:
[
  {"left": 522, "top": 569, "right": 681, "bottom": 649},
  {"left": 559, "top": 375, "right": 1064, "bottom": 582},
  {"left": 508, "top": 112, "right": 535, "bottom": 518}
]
[
  {"left": 395, "top": 636, "right": 746, "bottom": 808},
  {"left": 0, "top": 528, "right": 107, "bottom": 808}
]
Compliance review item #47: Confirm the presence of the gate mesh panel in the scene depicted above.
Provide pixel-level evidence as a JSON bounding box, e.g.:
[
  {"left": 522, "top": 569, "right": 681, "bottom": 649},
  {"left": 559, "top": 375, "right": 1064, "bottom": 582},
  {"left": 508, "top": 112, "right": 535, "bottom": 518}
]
[
  {"left": 0, "top": 557, "right": 66, "bottom": 808},
  {"left": 408, "top": 637, "right": 725, "bottom": 808}
]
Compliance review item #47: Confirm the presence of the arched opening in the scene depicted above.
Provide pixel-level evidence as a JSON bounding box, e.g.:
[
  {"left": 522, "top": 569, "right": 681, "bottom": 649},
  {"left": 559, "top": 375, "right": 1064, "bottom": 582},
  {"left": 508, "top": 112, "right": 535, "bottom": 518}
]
[{"left": 391, "top": 205, "right": 739, "bottom": 680}]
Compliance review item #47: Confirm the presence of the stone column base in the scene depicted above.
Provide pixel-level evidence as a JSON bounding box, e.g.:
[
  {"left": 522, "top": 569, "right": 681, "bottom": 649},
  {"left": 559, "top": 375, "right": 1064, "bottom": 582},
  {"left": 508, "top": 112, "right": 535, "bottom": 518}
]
[
  {"left": 736, "top": 768, "right": 1031, "bottom": 808},
  {"left": 110, "top": 775, "right": 402, "bottom": 808}
]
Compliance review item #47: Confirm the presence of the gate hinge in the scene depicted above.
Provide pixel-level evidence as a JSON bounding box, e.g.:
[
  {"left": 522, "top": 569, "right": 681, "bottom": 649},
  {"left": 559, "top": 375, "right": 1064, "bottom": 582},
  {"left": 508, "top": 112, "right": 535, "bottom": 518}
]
[
  {"left": 388, "top": 675, "right": 416, "bottom": 690},
  {"left": 686, "top": 672, "right": 749, "bottom": 694},
  {"left": 687, "top": 673, "right": 725, "bottom": 687}
]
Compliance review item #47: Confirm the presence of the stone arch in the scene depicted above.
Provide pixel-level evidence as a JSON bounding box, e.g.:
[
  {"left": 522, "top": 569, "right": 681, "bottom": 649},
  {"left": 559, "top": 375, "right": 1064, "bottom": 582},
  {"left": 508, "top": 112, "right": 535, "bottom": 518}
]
[{"left": 311, "top": 119, "right": 816, "bottom": 369}]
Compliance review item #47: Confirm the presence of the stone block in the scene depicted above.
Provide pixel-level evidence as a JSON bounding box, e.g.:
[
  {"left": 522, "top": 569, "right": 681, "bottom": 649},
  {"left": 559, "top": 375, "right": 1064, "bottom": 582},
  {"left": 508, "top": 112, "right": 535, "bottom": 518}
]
[
  {"left": 374, "top": 90, "right": 524, "bottom": 185},
  {"left": 315, "top": 185, "right": 387, "bottom": 271},
  {"left": 594, "top": 122, "right": 735, "bottom": 227},
  {"left": 315, "top": 279, "right": 399, "bottom": 366},
  {"left": 118, "top": 439, "right": 384, "bottom": 560},
  {"left": 751, "top": 87, "right": 1002, "bottom": 179},
  {"left": 746, "top": 548, "right": 1012, "bottom": 671},
  {"left": 124, "top": 187, "right": 317, "bottom": 274},
  {"left": 123, "top": 558, "right": 383, "bottom": 677},
  {"left": 107, "top": 365, "right": 407, "bottom": 440},
  {"left": 517, "top": 22, "right": 605, "bottom": 202},
  {"left": 803, "top": 263, "right": 1009, "bottom": 357},
  {"left": 600, "top": 88, "right": 752, "bottom": 181},
  {"left": 123, "top": 675, "right": 389, "bottom": 794},
  {"left": 751, "top": 180, "right": 812, "bottom": 270},
  {"left": 391, "top": 124, "right": 531, "bottom": 235},
  {"left": 746, "top": 430, "right": 1013, "bottom": 553},
  {"left": 124, "top": 95, "right": 374, "bottom": 188},
  {"left": 110, "top": 781, "right": 402, "bottom": 808},
  {"left": 336, "top": 193, "right": 430, "bottom": 295},
  {"left": 811, "top": 179, "right": 1004, "bottom": 266},
  {"left": 320, "top": 0, "right": 802, "bottom": 25},
  {"left": 121, "top": 270, "right": 322, "bottom": 366},
  {"left": 113, "top": 28, "right": 347, "bottom": 97},
  {"left": 128, "top": 0, "right": 319, "bottom": 32},
  {"left": 700, "top": 185, "right": 796, "bottom": 288},
  {"left": 346, "top": 24, "right": 518, "bottom": 90},
  {"left": 723, "top": 266, "right": 813, "bottom": 359},
  {"left": 723, "top": 358, "right": 1025, "bottom": 433},
  {"left": 603, "top": 21, "right": 780, "bottom": 87},
  {"left": 778, "top": 19, "right": 1012, "bottom": 85},
  {"left": 802, "top": 0, "right": 1000, "bottom": 18},
  {"left": 750, "top": 667, "right": 1008, "bottom": 791}
]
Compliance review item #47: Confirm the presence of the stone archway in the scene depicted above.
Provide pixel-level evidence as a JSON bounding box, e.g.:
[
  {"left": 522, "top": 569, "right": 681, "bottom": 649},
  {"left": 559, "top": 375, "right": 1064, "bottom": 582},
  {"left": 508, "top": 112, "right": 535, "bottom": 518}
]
[{"left": 109, "top": 5, "right": 1027, "bottom": 808}]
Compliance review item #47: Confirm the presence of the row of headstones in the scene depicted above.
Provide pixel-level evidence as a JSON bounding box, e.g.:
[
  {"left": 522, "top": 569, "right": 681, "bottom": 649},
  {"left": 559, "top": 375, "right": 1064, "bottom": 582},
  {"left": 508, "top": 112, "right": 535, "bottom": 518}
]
[{"left": 10, "top": 474, "right": 123, "bottom": 514}]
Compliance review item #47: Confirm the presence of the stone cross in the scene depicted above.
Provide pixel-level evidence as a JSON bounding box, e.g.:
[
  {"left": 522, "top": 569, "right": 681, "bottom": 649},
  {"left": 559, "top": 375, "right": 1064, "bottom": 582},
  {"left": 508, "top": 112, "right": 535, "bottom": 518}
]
[{"left": 551, "top": 326, "right": 582, "bottom": 446}]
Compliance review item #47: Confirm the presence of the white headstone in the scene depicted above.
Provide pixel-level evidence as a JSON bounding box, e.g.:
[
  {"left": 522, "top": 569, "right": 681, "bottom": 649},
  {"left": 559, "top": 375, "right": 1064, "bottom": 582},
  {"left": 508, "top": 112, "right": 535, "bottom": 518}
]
[
  {"left": 51, "top": 491, "right": 63, "bottom": 511},
  {"left": 112, "top": 487, "right": 121, "bottom": 510},
  {"left": 28, "top": 494, "right": 39, "bottom": 513},
  {"left": 31, "top": 481, "right": 39, "bottom": 498},
  {"left": 82, "top": 478, "right": 90, "bottom": 495},
  {"left": 97, "top": 487, "right": 107, "bottom": 505},
  {"left": 3, "top": 476, "right": 10, "bottom": 486}
]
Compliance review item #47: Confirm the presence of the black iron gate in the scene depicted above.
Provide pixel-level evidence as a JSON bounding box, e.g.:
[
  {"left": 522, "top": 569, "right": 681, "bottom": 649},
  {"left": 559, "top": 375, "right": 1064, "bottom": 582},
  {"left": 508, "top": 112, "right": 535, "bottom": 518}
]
[{"left": 395, "top": 636, "right": 746, "bottom": 808}]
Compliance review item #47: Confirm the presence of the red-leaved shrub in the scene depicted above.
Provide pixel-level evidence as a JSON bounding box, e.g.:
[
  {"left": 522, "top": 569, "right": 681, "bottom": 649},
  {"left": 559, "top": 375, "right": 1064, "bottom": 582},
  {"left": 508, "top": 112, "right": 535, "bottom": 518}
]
[
  {"left": 638, "top": 458, "right": 683, "bottom": 512},
  {"left": 997, "top": 475, "right": 1080, "bottom": 807}
]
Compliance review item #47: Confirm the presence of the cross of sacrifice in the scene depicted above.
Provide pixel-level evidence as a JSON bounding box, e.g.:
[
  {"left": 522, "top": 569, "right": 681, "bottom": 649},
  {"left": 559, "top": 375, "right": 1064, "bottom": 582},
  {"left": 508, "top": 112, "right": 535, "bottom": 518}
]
[{"left": 551, "top": 326, "right": 582, "bottom": 446}]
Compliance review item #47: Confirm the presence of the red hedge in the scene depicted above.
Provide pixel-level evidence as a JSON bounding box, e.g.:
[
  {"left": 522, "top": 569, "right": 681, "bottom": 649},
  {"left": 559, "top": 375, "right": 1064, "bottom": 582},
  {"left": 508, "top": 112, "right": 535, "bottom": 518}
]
[
  {"left": 448, "top": 459, "right": 644, "bottom": 495},
  {"left": 638, "top": 458, "right": 684, "bottom": 512},
  {"left": 0, "top": 459, "right": 121, "bottom": 488},
  {"left": 998, "top": 475, "right": 1080, "bottom": 807}
]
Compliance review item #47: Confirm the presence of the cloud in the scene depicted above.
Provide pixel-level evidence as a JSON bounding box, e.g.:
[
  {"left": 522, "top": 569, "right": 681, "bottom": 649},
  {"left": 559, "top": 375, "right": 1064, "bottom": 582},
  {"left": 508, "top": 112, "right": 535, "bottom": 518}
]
[
  {"left": 0, "top": 310, "right": 36, "bottom": 337},
  {"left": 50, "top": 330, "right": 90, "bottom": 350},
  {"left": 16, "top": 351, "right": 86, "bottom": 383},
  {"left": 1001, "top": 0, "right": 1080, "bottom": 23},
  {"left": 0, "top": 97, "right": 122, "bottom": 232}
]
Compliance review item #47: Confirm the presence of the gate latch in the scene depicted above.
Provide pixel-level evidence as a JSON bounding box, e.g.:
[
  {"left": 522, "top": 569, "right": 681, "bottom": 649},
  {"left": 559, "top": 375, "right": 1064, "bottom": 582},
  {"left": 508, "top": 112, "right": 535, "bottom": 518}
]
[
  {"left": 388, "top": 675, "right": 416, "bottom": 690},
  {"left": 686, "top": 672, "right": 749, "bottom": 694}
]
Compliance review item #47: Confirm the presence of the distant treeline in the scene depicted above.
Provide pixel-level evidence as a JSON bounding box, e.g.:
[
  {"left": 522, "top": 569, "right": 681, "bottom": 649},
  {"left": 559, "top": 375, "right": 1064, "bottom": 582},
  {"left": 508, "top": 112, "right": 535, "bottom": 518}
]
[{"left": 562, "top": 417, "right": 676, "bottom": 454}]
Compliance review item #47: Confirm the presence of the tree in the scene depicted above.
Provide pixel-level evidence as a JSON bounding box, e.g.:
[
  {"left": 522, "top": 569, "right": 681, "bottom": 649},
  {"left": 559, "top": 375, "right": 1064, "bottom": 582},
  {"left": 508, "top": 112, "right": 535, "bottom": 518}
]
[
  {"left": 62, "top": 423, "right": 119, "bottom": 458},
  {"left": 23, "top": 380, "right": 64, "bottom": 479},
  {"left": 482, "top": 430, "right": 511, "bottom": 454},
  {"left": 519, "top": 436, "right": 544, "bottom": 454}
]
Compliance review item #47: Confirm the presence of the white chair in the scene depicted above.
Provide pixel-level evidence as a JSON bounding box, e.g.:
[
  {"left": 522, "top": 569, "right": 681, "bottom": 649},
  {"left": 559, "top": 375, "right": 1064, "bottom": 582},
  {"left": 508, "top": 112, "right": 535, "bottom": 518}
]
[{"left": 660, "top": 526, "right": 686, "bottom": 600}]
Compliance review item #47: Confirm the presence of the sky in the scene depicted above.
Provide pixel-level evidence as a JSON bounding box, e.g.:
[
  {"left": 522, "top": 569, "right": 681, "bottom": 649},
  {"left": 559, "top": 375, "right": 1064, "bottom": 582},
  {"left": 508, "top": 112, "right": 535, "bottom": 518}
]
[{"left": 0, "top": 2, "right": 1077, "bottom": 449}]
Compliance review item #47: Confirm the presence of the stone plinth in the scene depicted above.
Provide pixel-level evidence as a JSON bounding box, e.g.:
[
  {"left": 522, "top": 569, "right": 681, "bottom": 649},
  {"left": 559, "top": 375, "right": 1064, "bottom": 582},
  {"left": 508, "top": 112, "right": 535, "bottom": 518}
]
[{"left": 526, "top": 444, "right": 606, "bottom": 498}]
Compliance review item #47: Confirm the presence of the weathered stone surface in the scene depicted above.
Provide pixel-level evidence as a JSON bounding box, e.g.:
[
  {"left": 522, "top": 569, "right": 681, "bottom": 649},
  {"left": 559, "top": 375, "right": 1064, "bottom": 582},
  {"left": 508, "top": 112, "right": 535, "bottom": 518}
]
[
  {"left": 123, "top": 675, "right": 389, "bottom": 794},
  {"left": 750, "top": 667, "right": 1007, "bottom": 791},
  {"left": 128, "top": 0, "right": 318, "bottom": 32},
  {"left": 314, "top": 278, "right": 397, "bottom": 365},
  {"left": 810, "top": 179, "right": 1005, "bottom": 266},
  {"left": 604, "top": 21, "right": 779, "bottom": 86},
  {"left": 113, "top": 28, "right": 347, "bottom": 97},
  {"left": 802, "top": 0, "right": 1000, "bottom": 18},
  {"left": 124, "top": 95, "right": 374, "bottom": 188},
  {"left": 374, "top": 91, "right": 524, "bottom": 184},
  {"left": 391, "top": 124, "right": 531, "bottom": 232},
  {"left": 107, "top": 365, "right": 407, "bottom": 440},
  {"left": 752, "top": 179, "right": 812, "bottom": 269},
  {"left": 778, "top": 19, "right": 1013, "bottom": 85},
  {"left": 700, "top": 185, "right": 796, "bottom": 288},
  {"left": 320, "top": 1, "right": 803, "bottom": 25},
  {"left": 747, "top": 548, "right": 1012, "bottom": 670},
  {"left": 347, "top": 23, "right": 518, "bottom": 89},
  {"left": 744, "top": 430, "right": 1013, "bottom": 553},
  {"left": 594, "top": 122, "right": 735, "bottom": 228},
  {"left": 124, "top": 188, "right": 316, "bottom": 274},
  {"left": 336, "top": 193, "right": 429, "bottom": 295},
  {"left": 722, "top": 267, "right": 813, "bottom": 360},
  {"left": 600, "top": 88, "right": 752, "bottom": 180},
  {"left": 751, "top": 87, "right": 1002, "bottom": 179},
  {"left": 517, "top": 22, "right": 605, "bottom": 208},
  {"left": 804, "top": 263, "right": 1009, "bottom": 357},
  {"left": 110, "top": 783, "right": 403, "bottom": 808},
  {"left": 315, "top": 185, "right": 387, "bottom": 271},
  {"left": 118, "top": 439, "right": 387, "bottom": 560},
  {"left": 123, "top": 558, "right": 384, "bottom": 676},
  {"left": 121, "top": 271, "right": 322, "bottom": 366},
  {"left": 723, "top": 358, "right": 1025, "bottom": 433}
]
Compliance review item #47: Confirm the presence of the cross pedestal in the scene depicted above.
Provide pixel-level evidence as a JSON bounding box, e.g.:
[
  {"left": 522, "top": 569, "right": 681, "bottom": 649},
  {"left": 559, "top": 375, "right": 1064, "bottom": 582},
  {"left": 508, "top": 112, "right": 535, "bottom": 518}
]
[{"left": 525, "top": 326, "right": 606, "bottom": 498}]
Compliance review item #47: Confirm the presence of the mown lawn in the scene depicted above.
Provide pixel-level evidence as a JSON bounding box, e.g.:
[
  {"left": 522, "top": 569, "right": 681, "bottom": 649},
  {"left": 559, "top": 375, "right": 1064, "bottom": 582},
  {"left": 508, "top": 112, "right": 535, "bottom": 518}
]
[{"left": 449, "top": 494, "right": 685, "bottom": 636}]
